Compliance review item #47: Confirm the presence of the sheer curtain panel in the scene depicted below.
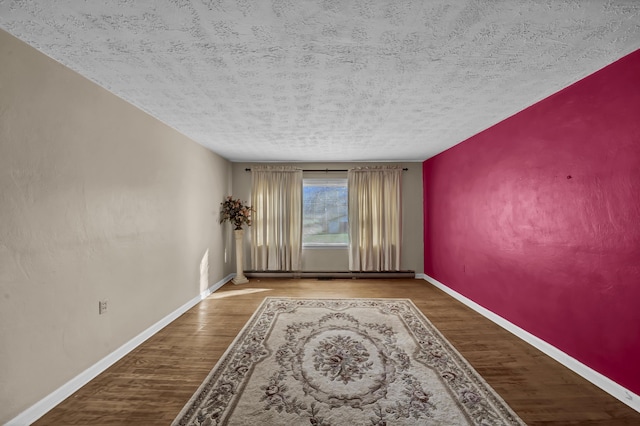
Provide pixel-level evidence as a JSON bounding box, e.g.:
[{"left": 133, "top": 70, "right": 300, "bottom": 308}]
[
  {"left": 251, "top": 166, "right": 303, "bottom": 271},
  {"left": 348, "top": 166, "right": 402, "bottom": 271}
]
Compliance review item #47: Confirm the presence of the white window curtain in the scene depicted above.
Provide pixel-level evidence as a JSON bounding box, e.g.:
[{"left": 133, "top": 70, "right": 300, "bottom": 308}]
[
  {"left": 348, "top": 166, "right": 402, "bottom": 271},
  {"left": 251, "top": 166, "right": 303, "bottom": 271}
]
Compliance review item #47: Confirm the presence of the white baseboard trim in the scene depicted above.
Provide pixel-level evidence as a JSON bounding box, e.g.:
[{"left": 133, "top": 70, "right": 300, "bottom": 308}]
[
  {"left": 6, "top": 273, "right": 234, "bottom": 426},
  {"left": 418, "top": 273, "right": 640, "bottom": 413}
]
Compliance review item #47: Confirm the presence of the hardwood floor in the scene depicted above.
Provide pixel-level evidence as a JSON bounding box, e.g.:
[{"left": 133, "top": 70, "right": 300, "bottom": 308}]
[{"left": 34, "top": 278, "right": 640, "bottom": 425}]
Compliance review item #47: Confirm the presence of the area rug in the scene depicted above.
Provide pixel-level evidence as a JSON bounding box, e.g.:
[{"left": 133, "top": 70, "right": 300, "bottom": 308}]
[{"left": 173, "top": 298, "right": 525, "bottom": 425}]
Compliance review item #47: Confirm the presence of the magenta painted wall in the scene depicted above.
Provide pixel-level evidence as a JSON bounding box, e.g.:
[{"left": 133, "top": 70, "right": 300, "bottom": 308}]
[{"left": 423, "top": 50, "right": 640, "bottom": 394}]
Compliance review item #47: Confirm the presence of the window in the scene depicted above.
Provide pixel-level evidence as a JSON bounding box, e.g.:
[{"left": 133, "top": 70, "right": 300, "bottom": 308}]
[{"left": 303, "top": 179, "right": 348, "bottom": 246}]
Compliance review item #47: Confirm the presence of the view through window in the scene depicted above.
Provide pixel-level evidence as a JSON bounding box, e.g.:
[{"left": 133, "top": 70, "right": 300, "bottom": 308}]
[{"left": 303, "top": 179, "right": 348, "bottom": 246}]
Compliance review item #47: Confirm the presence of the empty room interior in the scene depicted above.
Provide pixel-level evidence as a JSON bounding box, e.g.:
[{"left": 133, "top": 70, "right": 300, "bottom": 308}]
[{"left": 1, "top": 1, "right": 639, "bottom": 425}]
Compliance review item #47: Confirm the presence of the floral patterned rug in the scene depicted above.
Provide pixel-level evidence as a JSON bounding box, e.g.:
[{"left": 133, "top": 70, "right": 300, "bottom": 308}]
[{"left": 172, "top": 298, "right": 525, "bottom": 425}]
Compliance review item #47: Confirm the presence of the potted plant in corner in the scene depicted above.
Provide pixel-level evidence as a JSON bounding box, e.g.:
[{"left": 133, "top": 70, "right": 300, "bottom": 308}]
[{"left": 220, "top": 196, "right": 253, "bottom": 284}]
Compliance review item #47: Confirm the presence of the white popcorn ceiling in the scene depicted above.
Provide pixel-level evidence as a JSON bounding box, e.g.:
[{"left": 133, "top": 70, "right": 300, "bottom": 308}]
[{"left": 1, "top": 1, "right": 639, "bottom": 162}]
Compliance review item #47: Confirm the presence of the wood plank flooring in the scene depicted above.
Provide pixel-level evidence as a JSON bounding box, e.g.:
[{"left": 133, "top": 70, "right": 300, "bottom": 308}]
[{"left": 33, "top": 278, "right": 640, "bottom": 425}]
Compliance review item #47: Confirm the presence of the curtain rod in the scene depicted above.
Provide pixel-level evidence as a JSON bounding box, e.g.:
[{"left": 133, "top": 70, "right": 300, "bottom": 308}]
[{"left": 244, "top": 168, "right": 408, "bottom": 172}]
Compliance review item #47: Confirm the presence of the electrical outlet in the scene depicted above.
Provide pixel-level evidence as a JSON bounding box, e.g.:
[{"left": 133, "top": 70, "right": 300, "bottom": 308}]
[{"left": 99, "top": 300, "right": 108, "bottom": 315}]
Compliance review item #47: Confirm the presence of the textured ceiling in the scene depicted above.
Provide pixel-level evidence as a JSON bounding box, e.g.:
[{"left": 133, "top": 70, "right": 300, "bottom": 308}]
[{"left": 1, "top": 1, "right": 639, "bottom": 162}]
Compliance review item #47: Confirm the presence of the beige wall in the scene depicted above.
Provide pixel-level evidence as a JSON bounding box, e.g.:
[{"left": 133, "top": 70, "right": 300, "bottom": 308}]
[
  {"left": 231, "top": 162, "right": 424, "bottom": 273},
  {"left": 0, "top": 31, "right": 233, "bottom": 423}
]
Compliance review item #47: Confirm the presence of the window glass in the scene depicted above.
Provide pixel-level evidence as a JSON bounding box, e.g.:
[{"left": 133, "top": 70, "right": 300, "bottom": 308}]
[{"left": 303, "top": 179, "right": 348, "bottom": 246}]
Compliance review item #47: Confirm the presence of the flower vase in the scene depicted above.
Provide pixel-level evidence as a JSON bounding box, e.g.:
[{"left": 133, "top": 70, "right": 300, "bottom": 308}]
[{"left": 232, "top": 229, "right": 249, "bottom": 285}]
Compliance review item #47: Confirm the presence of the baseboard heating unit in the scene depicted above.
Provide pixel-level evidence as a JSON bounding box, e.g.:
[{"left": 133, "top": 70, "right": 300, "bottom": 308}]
[{"left": 243, "top": 270, "right": 415, "bottom": 279}]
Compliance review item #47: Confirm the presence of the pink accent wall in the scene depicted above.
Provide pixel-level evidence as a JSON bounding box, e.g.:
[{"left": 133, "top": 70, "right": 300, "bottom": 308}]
[{"left": 423, "top": 50, "right": 640, "bottom": 394}]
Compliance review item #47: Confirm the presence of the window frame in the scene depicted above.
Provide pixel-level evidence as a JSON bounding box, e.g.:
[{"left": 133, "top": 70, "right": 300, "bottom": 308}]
[{"left": 302, "top": 178, "right": 349, "bottom": 248}]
